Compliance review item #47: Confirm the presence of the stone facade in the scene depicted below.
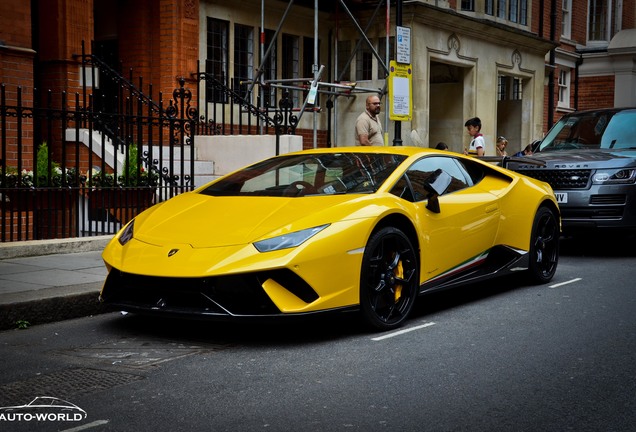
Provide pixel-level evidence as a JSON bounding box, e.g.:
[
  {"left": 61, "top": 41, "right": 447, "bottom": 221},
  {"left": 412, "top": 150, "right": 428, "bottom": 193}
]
[{"left": 1, "top": 0, "right": 635, "bottom": 156}]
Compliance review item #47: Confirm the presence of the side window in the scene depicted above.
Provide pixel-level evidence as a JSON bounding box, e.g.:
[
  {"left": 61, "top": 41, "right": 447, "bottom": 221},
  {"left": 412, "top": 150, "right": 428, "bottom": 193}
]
[
  {"left": 455, "top": 158, "right": 485, "bottom": 185},
  {"left": 389, "top": 176, "right": 415, "bottom": 202},
  {"left": 404, "top": 156, "right": 472, "bottom": 202}
]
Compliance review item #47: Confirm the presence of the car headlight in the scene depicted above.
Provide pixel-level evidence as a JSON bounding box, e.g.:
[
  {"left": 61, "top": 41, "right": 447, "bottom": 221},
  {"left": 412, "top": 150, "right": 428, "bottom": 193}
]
[
  {"left": 118, "top": 220, "right": 135, "bottom": 246},
  {"left": 592, "top": 168, "right": 636, "bottom": 185},
  {"left": 253, "top": 224, "right": 330, "bottom": 252}
]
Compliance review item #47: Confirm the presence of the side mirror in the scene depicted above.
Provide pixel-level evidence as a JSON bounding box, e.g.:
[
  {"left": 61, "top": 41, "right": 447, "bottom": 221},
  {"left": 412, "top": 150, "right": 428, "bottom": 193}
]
[{"left": 423, "top": 169, "right": 451, "bottom": 213}]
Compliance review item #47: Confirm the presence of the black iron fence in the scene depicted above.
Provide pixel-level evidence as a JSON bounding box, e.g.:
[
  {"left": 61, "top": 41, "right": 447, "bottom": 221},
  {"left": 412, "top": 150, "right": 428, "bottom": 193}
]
[
  {"left": 1, "top": 43, "right": 298, "bottom": 242},
  {"left": 0, "top": 79, "right": 195, "bottom": 242}
]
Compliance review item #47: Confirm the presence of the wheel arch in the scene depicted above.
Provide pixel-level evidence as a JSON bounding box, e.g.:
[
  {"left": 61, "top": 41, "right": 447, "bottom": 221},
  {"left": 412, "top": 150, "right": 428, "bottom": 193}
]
[
  {"left": 370, "top": 213, "right": 420, "bottom": 264},
  {"left": 538, "top": 198, "right": 561, "bottom": 233}
]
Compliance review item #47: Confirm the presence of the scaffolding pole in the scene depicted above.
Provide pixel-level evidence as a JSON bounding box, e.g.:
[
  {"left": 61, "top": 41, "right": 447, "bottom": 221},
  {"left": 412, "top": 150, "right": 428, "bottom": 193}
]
[{"left": 246, "top": 0, "right": 391, "bottom": 147}]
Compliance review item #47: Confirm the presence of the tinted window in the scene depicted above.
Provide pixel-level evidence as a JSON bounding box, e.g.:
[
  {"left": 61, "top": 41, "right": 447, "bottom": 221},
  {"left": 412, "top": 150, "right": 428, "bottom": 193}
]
[
  {"left": 599, "top": 111, "right": 636, "bottom": 149},
  {"left": 201, "top": 153, "right": 407, "bottom": 197},
  {"left": 396, "top": 156, "right": 472, "bottom": 202}
]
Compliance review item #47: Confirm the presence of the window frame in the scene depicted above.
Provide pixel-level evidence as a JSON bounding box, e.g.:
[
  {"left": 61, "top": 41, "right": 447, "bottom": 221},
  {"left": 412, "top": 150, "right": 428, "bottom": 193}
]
[
  {"left": 259, "top": 28, "right": 278, "bottom": 108},
  {"left": 356, "top": 39, "right": 374, "bottom": 81},
  {"left": 558, "top": 69, "right": 571, "bottom": 109},
  {"left": 282, "top": 33, "right": 301, "bottom": 107},
  {"left": 562, "top": 0, "right": 572, "bottom": 38},
  {"left": 461, "top": 0, "right": 475, "bottom": 12},
  {"left": 336, "top": 40, "right": 352, "bottom": 82},
  {"left": 206, "top": 17, "right": 229, "bottom": 104},
  {"left": 588, "top": 0, "right": 612, "bottom": 44},
  {"left": 233, "top": 23, "right": 254, "bottom": 102}
]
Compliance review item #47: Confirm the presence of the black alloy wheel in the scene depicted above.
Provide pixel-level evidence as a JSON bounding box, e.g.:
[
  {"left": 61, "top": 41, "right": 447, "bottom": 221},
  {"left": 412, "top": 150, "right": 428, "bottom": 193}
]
[
  {"left": 360, "top": 226, "right": 419, "bottom": 331},
  {"left": 528, "top": 206, "right": 560, "bottom": 283}
]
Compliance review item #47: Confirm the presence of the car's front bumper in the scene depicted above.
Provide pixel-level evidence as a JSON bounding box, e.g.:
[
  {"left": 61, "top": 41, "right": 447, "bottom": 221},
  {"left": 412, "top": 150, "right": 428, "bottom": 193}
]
[{"left": 554, "top": 182, "right": 636, "bottom": 230}]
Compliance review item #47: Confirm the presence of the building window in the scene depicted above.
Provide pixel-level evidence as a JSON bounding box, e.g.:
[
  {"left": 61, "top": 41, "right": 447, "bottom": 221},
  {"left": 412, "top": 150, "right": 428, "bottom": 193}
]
[
  {"left": 558, "top": 69, "right": 570, "bottom": 108},
  {"left": 497, "top": 0, "right": 507, "bottom": 19},
  {"left": 356, "top": 39, "right": 373, "bottom": 81},
  {"left": 512, "top": 77, "right": 523, "bottom": 100},
  {"left": 518, "top": 0, "right": 528, "bottom": 25},
  {"left": 612, "top": 0, "right": 622, "bottom": 36},
  {"left": 588, "top": 0, "right": 609, "bottom": 41},
  {"left": 461, "top": 0, "right": 475, "bottom": 11},
  {"left": 485, "top": 0, "right": 495, "bottom": 15},
  {"left": 510, "top": 0, "right": 519, "bottom": 22},
  {"left": 377, "top": 36, "right": 395, "bottom": 78},
  {"left": 234, "top": 24, "right": 254, "bottom": 101},
  {"left": 498, "top": 76, "right": 523, "bottom": 100},
  {"left": 337, "top": 40, "right": 351, "bottom": 82},
  {"left": 562, "top": 0, "right": 572, "bottom": 38},
  {"left": 494, "top": 0, "right": 528, "bottom": 25},
  {"left": 303, "top": 37, "right": 318, "bottom": 80},
  {"left": 206, "top": 18, "right": 229, "bottom": 103},
  {"left": 498, "top": 75, "right": 507, "bottom": 101},
  {"left": 260, "top": 28, "right": 278, "bottom": 107},
  {"left": 282, "top": 34, "right": 300, "bottom": 107}
]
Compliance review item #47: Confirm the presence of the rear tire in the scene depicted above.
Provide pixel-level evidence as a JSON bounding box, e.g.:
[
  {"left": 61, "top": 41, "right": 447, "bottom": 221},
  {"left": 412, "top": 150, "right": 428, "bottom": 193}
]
[
  {"left": 528, "top": 206, "right": 559, "bottom": 283},
  {"left": 360, "top": 227, "right": 418, "bottom": 331}
]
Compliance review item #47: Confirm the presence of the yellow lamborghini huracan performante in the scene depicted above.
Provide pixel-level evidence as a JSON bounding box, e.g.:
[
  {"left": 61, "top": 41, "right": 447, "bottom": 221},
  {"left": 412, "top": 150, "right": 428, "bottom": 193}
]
[{"left": 100, "top": 146, "right": 560, "bottom": 331}]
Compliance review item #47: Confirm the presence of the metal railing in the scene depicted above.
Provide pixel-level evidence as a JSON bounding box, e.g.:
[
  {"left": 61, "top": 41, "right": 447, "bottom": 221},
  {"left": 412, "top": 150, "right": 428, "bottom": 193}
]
[{"left": 1, "top": 43, "right": 299, "bottom": 242}]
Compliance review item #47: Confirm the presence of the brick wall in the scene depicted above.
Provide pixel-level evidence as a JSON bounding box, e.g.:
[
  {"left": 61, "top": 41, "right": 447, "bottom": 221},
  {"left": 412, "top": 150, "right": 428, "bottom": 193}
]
[
  {"left": 159, "top": 0, "right": 199, "bottom": 97},
  {"left": 116, "top": 0, "right": 199, "bottom": 102},
  {"left": 38, "top": 0, "right": 93, "bottom": 97},
  {"left": 569, "top": 0, "right": 588, "bottom": 44},
  {"left": 0, "top": 0, "right": 35, "bottom": 166},
  {"left": 578, "top": 76, "right": 616, "bottom": 111},
  {"left": 623, "top": 0, "right": 635, "bottom": 28}
]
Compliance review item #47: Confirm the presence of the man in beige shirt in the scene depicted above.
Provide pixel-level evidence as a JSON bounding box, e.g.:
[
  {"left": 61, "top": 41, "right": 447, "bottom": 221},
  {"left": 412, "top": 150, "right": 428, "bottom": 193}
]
[{"left": 355, "top": 95, "right": 384, "bottom": 146}]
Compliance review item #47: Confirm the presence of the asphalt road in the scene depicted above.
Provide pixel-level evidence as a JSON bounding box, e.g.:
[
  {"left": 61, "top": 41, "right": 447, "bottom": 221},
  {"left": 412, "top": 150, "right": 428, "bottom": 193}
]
[{"left": 1, "top": 235, "right": 635, "bottom": 432}]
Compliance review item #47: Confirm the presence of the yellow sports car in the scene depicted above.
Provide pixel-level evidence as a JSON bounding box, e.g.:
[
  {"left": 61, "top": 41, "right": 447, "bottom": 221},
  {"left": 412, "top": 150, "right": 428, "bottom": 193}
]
[{"left": 100, "top": 146, "right": 560, "bottom": 331}]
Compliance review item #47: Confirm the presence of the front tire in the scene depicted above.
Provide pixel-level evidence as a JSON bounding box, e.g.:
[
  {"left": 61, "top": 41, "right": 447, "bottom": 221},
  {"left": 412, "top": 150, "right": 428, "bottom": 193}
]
[
  {"left": 528, "top": 206, "right": 560, "bottom": 283},
  {"left": 360, "top": 227, "right": 419, "bottom": 331}
]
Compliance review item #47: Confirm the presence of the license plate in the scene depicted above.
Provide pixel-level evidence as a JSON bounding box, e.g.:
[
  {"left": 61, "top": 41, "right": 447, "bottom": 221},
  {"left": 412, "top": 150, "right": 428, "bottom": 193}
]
[{"left": 555, "top": 192, "right": 568, "bottom": 203}]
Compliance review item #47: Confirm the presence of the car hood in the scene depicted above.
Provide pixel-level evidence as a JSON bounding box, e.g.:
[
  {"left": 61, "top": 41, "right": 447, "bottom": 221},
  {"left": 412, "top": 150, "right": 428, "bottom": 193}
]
[
  {"left": 514, "top": 148, "right": 636, "bottom": 169},
  {"left": 132, "top": 191, "right": 374, "bottom": 248}
]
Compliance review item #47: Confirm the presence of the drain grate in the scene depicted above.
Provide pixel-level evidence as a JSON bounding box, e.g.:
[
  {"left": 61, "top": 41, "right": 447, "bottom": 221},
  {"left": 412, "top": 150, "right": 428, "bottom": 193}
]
[
  {"left": 53, "top": 338, "right": 231, "bottom": 368},
  {"left": 0, "top": 368, "right": 144, "bottom": 407}
]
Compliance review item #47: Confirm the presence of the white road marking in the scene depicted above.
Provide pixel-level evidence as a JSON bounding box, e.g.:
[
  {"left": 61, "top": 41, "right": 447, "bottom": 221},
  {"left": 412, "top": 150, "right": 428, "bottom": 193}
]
[
  {"left": 61, "top": 420, "right": 109, "bottom": 431},
  {"left": 371, "top": 322, "right": 436, "bottom": 341},
  {"left": 549, "top": 278, "right": 582, "bottom": 288}
]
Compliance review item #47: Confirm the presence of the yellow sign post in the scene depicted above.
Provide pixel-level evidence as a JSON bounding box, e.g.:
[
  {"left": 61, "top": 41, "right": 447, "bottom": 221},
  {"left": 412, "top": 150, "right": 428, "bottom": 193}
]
[{"left": 388, "top": 60, "right": 413, "bottom": 122}]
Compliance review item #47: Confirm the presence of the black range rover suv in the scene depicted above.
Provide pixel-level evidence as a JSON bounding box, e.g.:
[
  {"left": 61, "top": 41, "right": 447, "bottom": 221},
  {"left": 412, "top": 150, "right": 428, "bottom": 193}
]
[{"left": 508, "top": 108, "right": 636, "bottom": 233}]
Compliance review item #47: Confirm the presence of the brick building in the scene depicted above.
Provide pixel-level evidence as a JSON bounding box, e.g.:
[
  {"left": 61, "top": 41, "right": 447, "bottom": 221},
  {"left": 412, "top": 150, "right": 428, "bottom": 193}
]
[
  {"left": 548, "top": 0, "right": 636, "bottom": 126},
  {"left": 1, "top": 0, "right": 635, "bottom": 161}
]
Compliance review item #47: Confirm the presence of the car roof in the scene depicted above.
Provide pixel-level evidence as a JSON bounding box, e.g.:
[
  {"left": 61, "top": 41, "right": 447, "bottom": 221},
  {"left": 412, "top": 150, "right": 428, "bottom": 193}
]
[
  {"left": 286, "top": 146, "right": 436, "bottom": 157},
  {"left": 561, "top": 107, "right": 636, "bottom": 116}
]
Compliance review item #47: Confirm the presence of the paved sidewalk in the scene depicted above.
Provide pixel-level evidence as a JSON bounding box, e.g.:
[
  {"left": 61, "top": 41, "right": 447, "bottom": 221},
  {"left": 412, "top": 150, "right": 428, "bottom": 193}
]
[{"left": 0, "top": 236, "right": 113, "bottom": 330}]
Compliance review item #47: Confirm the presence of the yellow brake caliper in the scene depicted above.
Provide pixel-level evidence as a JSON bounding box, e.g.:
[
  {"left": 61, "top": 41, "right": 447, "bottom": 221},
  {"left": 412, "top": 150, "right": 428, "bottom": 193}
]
[{"left": 394, "top": 258, "right": 403, "bottom": 303}]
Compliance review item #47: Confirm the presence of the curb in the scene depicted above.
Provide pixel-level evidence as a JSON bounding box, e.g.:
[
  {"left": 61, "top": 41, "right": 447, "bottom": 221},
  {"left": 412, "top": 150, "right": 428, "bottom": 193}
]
[
  {"left": 0, "top": 235, "right": 113, "bottom": 260},
  {"left": 0, "top": 289, "right": 106, "bottom": 331},
  {"left": 0, "top": 236, "right": 113, "bottom": 331}
]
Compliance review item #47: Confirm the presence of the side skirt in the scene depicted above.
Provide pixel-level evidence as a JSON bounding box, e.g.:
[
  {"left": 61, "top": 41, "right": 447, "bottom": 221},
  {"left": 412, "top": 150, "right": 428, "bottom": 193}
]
[{"left": 418, "top": 245, "right": 529, "bottom": 294}]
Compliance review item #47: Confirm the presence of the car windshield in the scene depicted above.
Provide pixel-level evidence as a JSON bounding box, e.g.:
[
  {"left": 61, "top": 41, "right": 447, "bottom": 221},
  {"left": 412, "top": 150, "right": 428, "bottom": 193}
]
[
  {"left": 538, "top": 109, "right": 636, "bottom": 152},
  {"left": 200, "top": 153, "right": 407, "bottom": 197}
]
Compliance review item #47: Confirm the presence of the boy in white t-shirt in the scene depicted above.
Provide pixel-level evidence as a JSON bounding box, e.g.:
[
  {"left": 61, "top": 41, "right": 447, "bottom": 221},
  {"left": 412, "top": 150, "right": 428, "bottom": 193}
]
[{"left": 464, "top": 117, "right": 485, "bottom": 156}]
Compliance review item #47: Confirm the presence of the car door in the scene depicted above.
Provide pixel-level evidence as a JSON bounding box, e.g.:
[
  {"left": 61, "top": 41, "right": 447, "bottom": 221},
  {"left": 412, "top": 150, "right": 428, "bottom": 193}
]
[{"left": 400, "top": 156, "right": 502, "bottom": 280}]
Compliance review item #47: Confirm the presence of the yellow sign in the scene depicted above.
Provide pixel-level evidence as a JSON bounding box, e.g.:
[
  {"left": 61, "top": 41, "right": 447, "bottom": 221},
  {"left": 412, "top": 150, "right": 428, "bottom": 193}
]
[{"left": 388, "top": 60, "right": 413, "bottom": 121}]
